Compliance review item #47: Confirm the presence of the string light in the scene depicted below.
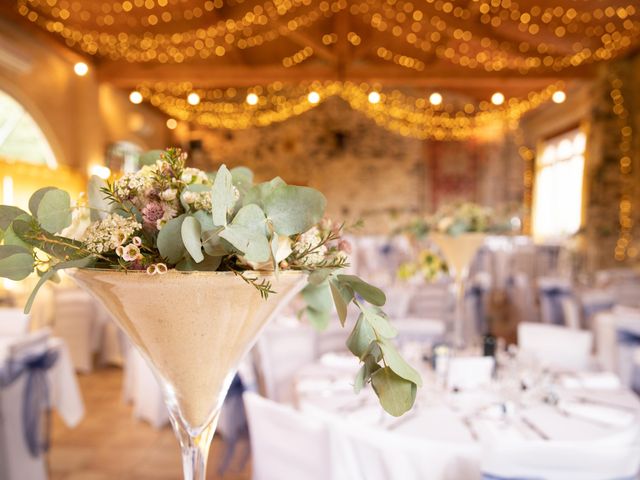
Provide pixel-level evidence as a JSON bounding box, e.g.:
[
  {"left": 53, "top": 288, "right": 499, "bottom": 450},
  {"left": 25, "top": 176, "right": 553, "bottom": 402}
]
[
  {"left": 129, "top": 90, "right": 143, "bottom": 104},
  {"left": 368, "top": 91, "right": 381, "bottom": 104},
  {"left": 136, "top": 81, "right": 562, "bottom": 141},
  {"left": 429, "top": 92, "right": 443, "bottom": 106},
  {"left": 307, "top": 91, "right": 320, "bottom": 104},
  {"left": 246, "top": 93, "right": 259, "bottom": 105},
  {"left": 166, "top": 118, "right": 178, "bottom": 130},
  {"left": 73, "top": 61, "right": 89, "bottom": 76},
  {"left": 609, "top": 72, "right": 636, "bottom": 261},
  {"left": 552, "top": 90, "right": 567, "bottom": 104},
  {"left": 491, "top": 92, "right": 505, "bottom": 106},
  {"left": 187, "top": 92, "right": 201, "bottom": 105}
]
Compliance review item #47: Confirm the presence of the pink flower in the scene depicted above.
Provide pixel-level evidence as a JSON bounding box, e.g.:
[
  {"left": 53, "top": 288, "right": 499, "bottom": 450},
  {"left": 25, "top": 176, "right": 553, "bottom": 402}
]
[
  {"left": 142, "top": 202, "right": 164, "bottom": 227},
  {"left": 338, "top": 239, "right": 352, "bottom": 254}
]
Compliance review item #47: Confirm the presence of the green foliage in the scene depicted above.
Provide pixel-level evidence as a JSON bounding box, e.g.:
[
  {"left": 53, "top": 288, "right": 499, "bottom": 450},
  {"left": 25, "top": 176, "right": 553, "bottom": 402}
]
[
  {"left": 219, "top": 204, "right": 270, "bottom": 263},
  {"left": 0, "top": 245, "right": 34, "bottom": 281},
  {"left": 139, "top": 149, "right": 165, "bottom": 167},
  {"left": 0, "top": 206, "right": 28, "bottom": 232},
  {"left": 230, "top": 166, "right": 254, "bottom": 196},
  {"left": 34, "top": 188, "right": 72, "bottom": 233},
  {"left": 371, "top": 367, "right": 418, "bottom": 417},
  {"left": 157, "top": 214, "right": 187, "bottom": 264},
  {"left": 181, "top": 216, "right": 204, "bottom": 263},
  {"left": 264, "top": 185, "right": 326, "bottom": 236},
  {"left": 211, "top": 164, "right": 235, "bottom": 227},
  {"left": 243, "top": 177, "right": 286, "bottom": 209},
  {"left": 12, "top": 217, "right": 93, "bottom": 260},
  {"left": 337, "top": 274, "right": 386, "bottom": 306}
]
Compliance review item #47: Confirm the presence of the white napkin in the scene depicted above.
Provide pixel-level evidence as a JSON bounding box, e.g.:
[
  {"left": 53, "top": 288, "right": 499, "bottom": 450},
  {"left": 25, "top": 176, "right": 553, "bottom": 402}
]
[
  {"left": 558, "top": 401, "right": 635, "bottom": 427},
  {"left": 560, "top": 372, "right": 622, "bottom": 390}
]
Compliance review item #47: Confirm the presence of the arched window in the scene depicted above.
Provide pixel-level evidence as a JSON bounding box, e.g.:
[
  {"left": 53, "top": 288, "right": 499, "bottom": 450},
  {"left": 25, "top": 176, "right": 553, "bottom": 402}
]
[{"left": 0, "top": 89, "right": 57, "bottom": 169}]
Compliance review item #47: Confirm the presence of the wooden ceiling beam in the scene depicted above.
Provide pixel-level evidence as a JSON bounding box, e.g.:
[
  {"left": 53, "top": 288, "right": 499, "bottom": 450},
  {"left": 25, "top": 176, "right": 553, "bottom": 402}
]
[{"left": 97, "top": 62, "right": 595, "bottom": 88}]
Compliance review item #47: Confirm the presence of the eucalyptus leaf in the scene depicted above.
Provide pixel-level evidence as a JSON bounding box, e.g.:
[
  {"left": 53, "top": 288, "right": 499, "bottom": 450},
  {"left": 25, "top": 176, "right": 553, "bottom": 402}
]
[
  {"left": 329, "top": 277, "right": 350, "bottom": 326},
  {"left": 370, "top": 367, "right": 417, "bottom": 417},
  {"left": 28, "top": 187, "right": 56, "bottom": 216},
  {"left": 139, "top": 149, "right": 164, "bottom": 167},
  {"left": 4, "top": 222, "right": 31, "bottom": 250},
  {"left": 193, "top": 210, "right": 214, "bottom": 232},
  {"left": 230, "top": 166, "right": 254, "bottom": 195},
  {"left": 176, "top": 254, "right": 222, "bottom": 271},
  {"left": 264, "top": 185, "right": 326, "bottom": 236},
  {"left": 36, "top": 188, "right": 72, "bottom": 233},
  {"left": 0, "top": 245, "right": 33, "bottom": 281},
  {"left": 308, "top": 269, "right": 331, "bottom": 285},
  {"left": 301, "top": 281, "right": 332, "bottom": 313},
  {"left": 202, "top": 227, "right": 227, "bottom": 256},
  {"left": 211, "top": 164, "right": 235, "bottom": 227},
  {"left": 157, "top": 214, "right": 186, "bottom": 264},
  {"left": 346, "top": 314, "right": 376, "bottom": 358},
  {"left": 305, "top": 306, "right": 330, "bottom": 330},
  {"left": 377, "top": 337, "right": 423, "bottom": 386},
  {"left": 12, "top": 217, "right": 90, "bottom": 260},
  {"left": 181, "top": 216, "right": 204, "bottom": 263},
  {"left": 24, "top": 269, "right": 55, "bottom": 314},
  {"left": 337, "top": 274, "right": 386, "bottom": 306},
  {"left": 87, "top": 175, "right": 110, "bottom": 221},
  {"left": 0, "top": 206, "right": 28, "bottom": 231},
  {"left": 359, "top": 302, "right": 397, "bottom": 338},
  {"left": 219, "top": 204, "right": 270, "bottom": 263},
  {"left": 243, "top": 177, "right": 286, "bottom": 209}
]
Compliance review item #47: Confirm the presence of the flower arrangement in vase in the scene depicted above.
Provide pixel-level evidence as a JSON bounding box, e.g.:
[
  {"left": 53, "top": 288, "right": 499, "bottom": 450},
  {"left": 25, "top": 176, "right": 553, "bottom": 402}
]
[{"left": 0, "top": 148, "right": 421, "bottom": 480}]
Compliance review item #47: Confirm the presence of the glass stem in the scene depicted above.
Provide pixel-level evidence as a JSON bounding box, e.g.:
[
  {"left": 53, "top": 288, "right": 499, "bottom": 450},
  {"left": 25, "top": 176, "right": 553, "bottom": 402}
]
[
  {"left": 173, "top": 415, "right": 218, "bottom": 480},
  {"left": 454, "top": 269, "right": 468, "bottom": 348}
]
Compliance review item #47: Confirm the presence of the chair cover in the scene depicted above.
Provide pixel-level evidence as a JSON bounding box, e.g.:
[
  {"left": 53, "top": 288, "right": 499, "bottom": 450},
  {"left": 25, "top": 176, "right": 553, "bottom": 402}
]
[
  {"left": 0, "top": 309, "right": 30, "bottom": 335},
  {"left": 537, "top": 277, "right": 580, "bottom": 328},
  {"left": 518, "top": 323, "right": 593, "bottom": 371},
  {"left": 243, "top": 392, "right": 335, "bottom": 480},
  {"left": 52, "top": 288, "right": 96, "bottom": 373}
]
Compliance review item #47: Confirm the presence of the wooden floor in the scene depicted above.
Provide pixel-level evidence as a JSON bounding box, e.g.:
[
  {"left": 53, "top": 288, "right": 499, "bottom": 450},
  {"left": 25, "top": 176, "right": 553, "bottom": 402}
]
[{"left": 49, "top": 368, "right": 251, "bottom": 480}]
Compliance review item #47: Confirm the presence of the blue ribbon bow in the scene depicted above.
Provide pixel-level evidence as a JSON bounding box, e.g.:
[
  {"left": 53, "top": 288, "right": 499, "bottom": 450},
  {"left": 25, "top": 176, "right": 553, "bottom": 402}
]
[
  {"left": 617, "top": 329, "right": 640, "bottom": 394},
  {"left": 539, "top": 286, "right": 572, "bottom": 326},
  {"left": 466, "top": 284, "right": 487, "bottom": 334},
  {"left": 0, "top": 348, "right": 59, "bottom": 457}
]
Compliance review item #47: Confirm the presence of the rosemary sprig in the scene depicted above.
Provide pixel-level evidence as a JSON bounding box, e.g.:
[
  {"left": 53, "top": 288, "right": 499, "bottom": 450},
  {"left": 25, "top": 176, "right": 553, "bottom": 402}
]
[{"left": 229, "top": 268, "right": 276, "bottom": 300}]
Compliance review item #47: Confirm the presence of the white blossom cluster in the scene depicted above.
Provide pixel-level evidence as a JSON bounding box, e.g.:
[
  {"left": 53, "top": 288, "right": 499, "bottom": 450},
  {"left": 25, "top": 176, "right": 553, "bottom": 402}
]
[
  {"left": 113, "top": 172, "right": 152, "bottom": 200},
  {"left": 181, "top": 168, "right": 210, "bottom": 185},
  {"left": 82, "top": 214, "right": 141, "bottom": 254},
  {"left": 292, "top": 227, "right": 327, "bottom": 266},
  {"left": 182, "top": 191, "right": 213, "bottom": 212}
]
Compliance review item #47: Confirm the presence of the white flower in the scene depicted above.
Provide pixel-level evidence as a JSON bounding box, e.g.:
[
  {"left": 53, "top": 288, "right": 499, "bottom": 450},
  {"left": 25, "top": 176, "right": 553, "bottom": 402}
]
[
  {"left": 121, "top": 244, "right": 141, "bottom": 262},
  {"left": 160, "top": 188, "right": 177, "bottom": 201},
  {"left": 274, "top": 235, "right": 293, "bottom": 263},
  {"left": 82, "top": 214, "right": 141, "bottom": 254},
  {"left": 182, "top": 191, "right": 197, "bottom": 204},
  {"left": 132, "top": 236, "right": 142, "bottom": 246},
  {"left": 60, "top": 205, "right": 91, "bottom": 240}
]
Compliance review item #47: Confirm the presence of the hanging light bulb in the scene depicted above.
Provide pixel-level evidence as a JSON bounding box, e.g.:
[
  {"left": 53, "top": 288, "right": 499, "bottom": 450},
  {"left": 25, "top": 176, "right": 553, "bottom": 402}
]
[
  {"left": 429, "top": 92, "right": 443, "bottom": 106},
  {"left": 307, "top": 91, "right": 320, "bottom": 104},
  {"left": 246, "top": 93, "right": 259, "bottom": 105},
  {"left": 187, "top": 92, "right": 201, "bottom": 105},
  {"left": 552, "top": 90, "right": 566, "bottom": 104},
  {"left": 491, "top": 92, "right": 505, "bottom": 105},
  {"left": 166, "top": 118, "right": 178, "bottom": 130},
  {"left": 368, "top": 91, "right": 381, "bottom": 104},
  {"left": 73, "top": 62, "right": 89, "bottom": 76},
  {"left": 129, "top": 90, "right": 143, "bottom": 104}
]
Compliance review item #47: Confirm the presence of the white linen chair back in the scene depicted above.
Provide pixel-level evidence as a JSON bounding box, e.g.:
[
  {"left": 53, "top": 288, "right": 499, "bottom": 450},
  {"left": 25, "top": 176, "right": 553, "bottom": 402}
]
[
  {"left": 394, "top": 318, "right": 445, "bottom": 348},
  {"left": 518, "top": 323, "right": 593, "bottom": 371},
  {"left": 52, "top": 288, "right": 95, "bottom": 373},
  {"left": 406, "top": 283, "right": 452, "bottom": 320},
  {"left": 332, "top": 422, "right": 480, "bottom": 480},
  {"left": 255, "top": 319, "right": 316, "bottom": 402},
  {"left": 243, "top": 392, "right": 334, "bottom": 480},
  {"left": 481, "top": 437, "right": 640, "bottom": 480},
  {"left": 0, "top": 331, "right": 51, "bottom": 480},
  {"left": 0, "top": 309, "right": 30, "bottom": 335},
  {"left": 537, "top": 277, "right": 580, "bottom": 328}
]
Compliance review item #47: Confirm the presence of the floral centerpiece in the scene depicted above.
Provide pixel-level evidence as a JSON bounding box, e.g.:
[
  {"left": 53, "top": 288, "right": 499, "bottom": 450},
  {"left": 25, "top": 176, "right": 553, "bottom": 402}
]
[
  {"left": 397, "top": 249, "right": 448, "bottom": 283},
  {"left": 0, "top": 148, "right": 421, "bottom": 480}
]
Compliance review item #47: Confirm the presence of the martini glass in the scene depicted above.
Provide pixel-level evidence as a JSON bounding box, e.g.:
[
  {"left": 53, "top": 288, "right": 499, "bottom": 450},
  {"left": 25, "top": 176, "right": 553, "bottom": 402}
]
[
  {"left": 70, "top": 269, "right": 305, "bottom": 480},
  {"left": 430, "top": 233, "right": 486, "bottom": 347}
]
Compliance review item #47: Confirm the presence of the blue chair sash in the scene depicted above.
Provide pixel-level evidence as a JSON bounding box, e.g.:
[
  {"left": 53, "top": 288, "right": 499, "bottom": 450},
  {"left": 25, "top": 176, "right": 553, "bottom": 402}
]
[
  {"left": 0, "top": 347, "right": 59, "bottom": 457},
  {"left": 539, "top": 286, "right": 573, "bottom": 325},
  {"left": 218, "top": 373, "right": 248, "bottom": 475},
  {"left": 466, "top": 284, "right": 488, "bottom": 334},
  {"left": 616, "top": 329, "right": 640, "bottom": 393},
  {"left": 582, "top": 300, "right": 614, "bottom": 322}
]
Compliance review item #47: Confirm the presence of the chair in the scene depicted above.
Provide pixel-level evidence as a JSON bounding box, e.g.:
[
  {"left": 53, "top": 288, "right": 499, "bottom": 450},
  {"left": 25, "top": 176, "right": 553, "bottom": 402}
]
[
  {"left": 0, "top": 331, "right": 53, "bottom": 480},
  {"left": 52, "top": 288, "right": 96, "bottom": 373},
  {"left": 481, "top": 436, "right": 640, "bottom": 480},
  {"left": 243, "top": 392, "right": 334, "bottom": 480},
  {"left": 537, "top": 277, "right": 580, "bottom": 328},
  {"left": 126, "top": 347, "right": 168, "bottom": 428},
  {"left": 0, "top": 309, "right": 30, "bottom": 335},
  {"left": 255, "top": 319, "right": 317, "bottom": 403},
  {"left": 518, "top": 323, "right": 593, "bottom": 371},
  {"left": 406, "top": 282, "right": 452, "bottom": 321},
  {"left": 394, "top": 318, "right": 445, "bottom": 349}
]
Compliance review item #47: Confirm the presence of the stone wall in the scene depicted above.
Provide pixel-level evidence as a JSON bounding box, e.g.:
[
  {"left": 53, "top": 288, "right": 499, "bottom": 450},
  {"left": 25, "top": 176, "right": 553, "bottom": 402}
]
[{"left": 192, "top": 97, "right": 520, "bottom": 233}]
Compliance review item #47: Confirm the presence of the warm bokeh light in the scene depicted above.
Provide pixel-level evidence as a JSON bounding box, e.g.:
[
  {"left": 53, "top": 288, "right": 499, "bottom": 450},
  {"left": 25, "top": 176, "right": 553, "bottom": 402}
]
[
  {"left": 552, "top": 90, "right": 567, "bottom": 104},
  {"left": 73, "top": 62, "right": 89, "bottom": 76},
  {"left": 166, "top": 118, "right": 178, "bottom": 130},
  {"left": 89, "top": 165, "right": 111, "bottom": 180},
  {"left": 429, "top": 92, "right": 443, "bottom": 106},
  {"left": 246, "top": 93, "right": 259, "bottom": 105},
  {"left": 491, "top": 92, "right": 505, "bottom": 106},
  {"left": 187, "top": 92, "right": 200, "bottom": 105},
  {"left": 129, "top": 90, "right": 143, "bottom": 104},
  {"left": 368, "top": 91, "right": 381, "bottom": 104},
  {"left": 307, "top": 91, "right": 320, "bottom": 104}
]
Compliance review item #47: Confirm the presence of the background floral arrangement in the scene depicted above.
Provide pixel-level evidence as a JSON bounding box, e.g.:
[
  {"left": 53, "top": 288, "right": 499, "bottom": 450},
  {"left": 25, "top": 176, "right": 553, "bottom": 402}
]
[
  {"left": 0, "top": 148, "right": 421, "bottom": 416},
  {"left": 397, "top": 249, "right": 448, "bottom": 283}
]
